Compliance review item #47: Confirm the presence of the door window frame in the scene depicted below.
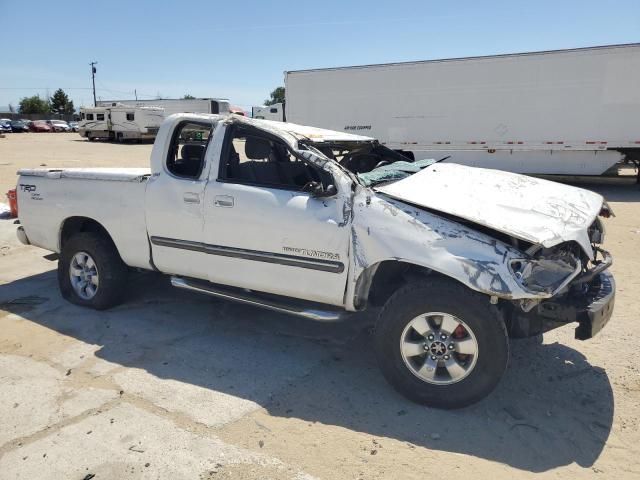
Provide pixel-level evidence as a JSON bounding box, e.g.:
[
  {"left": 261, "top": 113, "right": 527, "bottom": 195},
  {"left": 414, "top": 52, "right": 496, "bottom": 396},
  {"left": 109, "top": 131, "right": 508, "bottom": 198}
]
[{"left": 216, "top": 124, "right": 334, "bottom": 193}]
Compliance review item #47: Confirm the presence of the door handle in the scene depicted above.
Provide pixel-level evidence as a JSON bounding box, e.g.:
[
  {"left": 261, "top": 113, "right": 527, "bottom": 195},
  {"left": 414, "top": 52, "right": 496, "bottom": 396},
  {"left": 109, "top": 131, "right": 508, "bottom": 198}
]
[
  {"left": 214, "top": 195, "right": 234, "bottom": 208},
  {"left": 183, "top": 192, "right": 200, "bottom": 204}
]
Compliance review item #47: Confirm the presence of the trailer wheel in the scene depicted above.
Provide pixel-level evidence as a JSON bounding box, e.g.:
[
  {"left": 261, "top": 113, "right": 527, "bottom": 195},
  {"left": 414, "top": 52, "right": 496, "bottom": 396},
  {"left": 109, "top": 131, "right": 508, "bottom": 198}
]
[
  {"left": 374, "top": 278, "right": 509, "bottom": 408},
  {"left": 58, "top": 232, "right": 128, "bottom": 310}
]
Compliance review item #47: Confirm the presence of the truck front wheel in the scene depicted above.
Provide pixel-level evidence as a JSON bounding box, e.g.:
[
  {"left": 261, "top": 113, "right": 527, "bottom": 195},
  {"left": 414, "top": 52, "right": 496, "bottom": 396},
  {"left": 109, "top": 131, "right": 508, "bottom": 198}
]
[
  {"left": 374, "top": 278, "right": 509, "bottom": 408},
  {"left": 58, "top": 232, "right": 128, "bottom": 310}
]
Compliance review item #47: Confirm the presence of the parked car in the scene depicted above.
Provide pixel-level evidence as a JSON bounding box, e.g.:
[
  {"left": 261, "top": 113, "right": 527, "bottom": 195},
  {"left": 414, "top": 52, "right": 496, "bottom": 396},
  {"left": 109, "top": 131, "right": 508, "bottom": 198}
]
[
  {"left": 29, "top": 120, "right": 53, "bottom": 132},
  {"left": 68, "top": 121, "right": 79, "bottom": 132},
  {"left": 0, "top": 120, "right": 12, "bottom": 133},
  {"left": 9, "top": 120, "right": 29, "bottom": 132},
  {"left": 46, "top": 120, "right": 71, "bottom": 132},
  {"left": 14, "top": 113, "right": 616, "bottom": 409}
]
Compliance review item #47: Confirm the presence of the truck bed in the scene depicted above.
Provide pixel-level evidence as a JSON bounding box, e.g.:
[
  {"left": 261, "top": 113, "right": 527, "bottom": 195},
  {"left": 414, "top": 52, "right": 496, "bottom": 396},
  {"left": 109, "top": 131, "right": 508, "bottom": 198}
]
[{"left": 16, "top": 167, "right": 152, "bottom": 270}]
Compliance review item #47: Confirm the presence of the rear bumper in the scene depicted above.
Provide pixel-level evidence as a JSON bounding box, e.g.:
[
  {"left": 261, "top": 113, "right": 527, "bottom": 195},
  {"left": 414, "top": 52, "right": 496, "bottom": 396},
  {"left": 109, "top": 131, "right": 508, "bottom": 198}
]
[
  {"left": 507, "top": 271, "right": 615, "bottom": 340},
  {"left": 16, "top": 226, "right": 30, "bottom": 245}
]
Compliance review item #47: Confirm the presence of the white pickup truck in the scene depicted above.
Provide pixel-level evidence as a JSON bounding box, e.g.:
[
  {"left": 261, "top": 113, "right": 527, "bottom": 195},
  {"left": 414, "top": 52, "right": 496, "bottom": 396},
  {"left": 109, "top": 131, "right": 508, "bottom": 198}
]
[{"left": 15, "top": 113, "right": 615, "bottom": 408}]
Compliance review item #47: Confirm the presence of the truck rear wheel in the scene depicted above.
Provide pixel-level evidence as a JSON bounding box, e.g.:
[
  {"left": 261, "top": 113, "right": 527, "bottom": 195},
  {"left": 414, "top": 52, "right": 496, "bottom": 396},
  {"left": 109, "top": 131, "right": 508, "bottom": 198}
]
[
  {"left": 374, "top": 278, "right": 509, "bottom": 409},
  {"left": 58, "top": 232, "right": 127, "bottom": 310}
]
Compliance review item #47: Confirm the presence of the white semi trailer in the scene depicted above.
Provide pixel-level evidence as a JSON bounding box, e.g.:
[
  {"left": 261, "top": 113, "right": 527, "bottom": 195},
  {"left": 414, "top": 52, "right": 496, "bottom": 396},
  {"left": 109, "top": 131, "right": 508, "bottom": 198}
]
[{"left": 285, "top": 43, "right": 640, "bottom": 176}]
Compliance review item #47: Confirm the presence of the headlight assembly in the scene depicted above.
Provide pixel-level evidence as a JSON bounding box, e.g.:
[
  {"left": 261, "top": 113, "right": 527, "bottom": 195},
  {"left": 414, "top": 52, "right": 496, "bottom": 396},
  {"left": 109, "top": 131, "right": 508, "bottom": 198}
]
[
  {"left": 510, "top": 252, "right": 581, "bottom": 295},
  {"left": 588, "top": 217, "right": 605, "bottom": 245}
]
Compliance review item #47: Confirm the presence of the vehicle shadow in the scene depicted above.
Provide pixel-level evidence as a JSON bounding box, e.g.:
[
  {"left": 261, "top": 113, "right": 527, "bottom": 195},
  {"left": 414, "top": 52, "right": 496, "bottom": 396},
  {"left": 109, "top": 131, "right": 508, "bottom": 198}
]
[{"left": 0, "top": 269, "right": 613, "bottom": 473}]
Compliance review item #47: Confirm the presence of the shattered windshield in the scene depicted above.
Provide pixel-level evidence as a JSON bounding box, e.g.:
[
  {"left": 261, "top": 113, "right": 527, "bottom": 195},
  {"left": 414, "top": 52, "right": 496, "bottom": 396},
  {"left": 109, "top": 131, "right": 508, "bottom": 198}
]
[
  {"left": 357, "top": 159, "right": 437, "bottom": 186},
  {"left": 305, "top": 140, "right": 436, "bottom": 187}
]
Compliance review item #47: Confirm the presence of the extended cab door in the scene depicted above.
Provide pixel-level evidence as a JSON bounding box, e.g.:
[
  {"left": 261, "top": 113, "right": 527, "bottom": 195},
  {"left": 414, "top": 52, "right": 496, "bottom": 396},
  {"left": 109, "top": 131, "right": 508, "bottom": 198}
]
[
  {"left": 202, "top": 124, "right": 351, "bottom": 307},
  {"left": 145, "top": 119, "right": 215, "bottom": 279}
]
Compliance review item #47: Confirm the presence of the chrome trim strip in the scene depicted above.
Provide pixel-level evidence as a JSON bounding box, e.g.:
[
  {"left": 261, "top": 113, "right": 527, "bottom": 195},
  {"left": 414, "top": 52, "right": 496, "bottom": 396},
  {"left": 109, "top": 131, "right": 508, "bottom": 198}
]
[{"left": 151, "top": 236, "right": 344, "bottom": 273}]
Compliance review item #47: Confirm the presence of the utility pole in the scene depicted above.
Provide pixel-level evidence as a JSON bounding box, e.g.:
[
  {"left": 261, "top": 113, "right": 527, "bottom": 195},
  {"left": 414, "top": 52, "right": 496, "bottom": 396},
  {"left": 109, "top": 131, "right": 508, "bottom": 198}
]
[
  {"left": 89, "top": 61, "right": 98, "bottom": 106},
  {"left": 135, "top": 89, "right": 138, "bottom": 101}
]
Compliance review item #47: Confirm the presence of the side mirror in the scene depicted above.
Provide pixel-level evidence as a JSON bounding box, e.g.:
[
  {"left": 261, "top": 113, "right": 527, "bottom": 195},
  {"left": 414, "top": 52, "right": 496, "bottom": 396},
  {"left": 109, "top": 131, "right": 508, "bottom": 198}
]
[
  {"left": 304, "top": 181, "right": 337, "bottom": 198},
  {"left": 323, "top": 184, "right": 338, "bottom": 197}
]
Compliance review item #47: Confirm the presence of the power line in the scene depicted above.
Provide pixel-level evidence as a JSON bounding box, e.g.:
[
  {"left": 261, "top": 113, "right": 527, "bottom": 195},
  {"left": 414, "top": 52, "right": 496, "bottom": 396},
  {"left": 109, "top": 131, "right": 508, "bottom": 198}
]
[
  {"left": 0, "top": 87, "right": 93, "bottom": 90},
  {"left": 94, "top": 79, "right": 158, "bottom": 100},
  {"left": 1, "top": 85, "right": 182, "bottom": 102}
]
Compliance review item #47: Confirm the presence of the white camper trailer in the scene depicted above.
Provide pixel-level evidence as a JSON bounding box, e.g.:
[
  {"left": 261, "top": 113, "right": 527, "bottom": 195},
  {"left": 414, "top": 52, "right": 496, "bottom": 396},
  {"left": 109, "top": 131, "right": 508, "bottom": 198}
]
[
  {"left": 97, "top": 98, "right": 232, "bottom": 116},
  {"left": 79, "top": 104, "right": 164, "bottom": 142},
  {"left": 252, "top": 103, "right": 284, "bottom": 121},
  {"left": 108, "top": 105, "right": 164, "bottom": 142},
  {"left": 78, "top": 107, "right": 110, "bottom": 140},
  {"left": 285, "top": 44, "right": 640, "bottom": 176}
]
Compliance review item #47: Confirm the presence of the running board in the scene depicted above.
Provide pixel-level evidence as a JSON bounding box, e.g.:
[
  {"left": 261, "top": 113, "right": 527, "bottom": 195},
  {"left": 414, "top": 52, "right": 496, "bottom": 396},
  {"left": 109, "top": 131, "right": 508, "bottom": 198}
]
[{"left": 170, "top": 277, "right": 348, "bottom": 322}]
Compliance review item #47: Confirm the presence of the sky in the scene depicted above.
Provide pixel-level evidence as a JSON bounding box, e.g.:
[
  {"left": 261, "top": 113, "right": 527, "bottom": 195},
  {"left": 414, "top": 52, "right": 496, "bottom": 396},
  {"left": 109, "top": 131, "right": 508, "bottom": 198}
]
[{"left": 1, "top": 0, "right": 639, "bottom": 112}]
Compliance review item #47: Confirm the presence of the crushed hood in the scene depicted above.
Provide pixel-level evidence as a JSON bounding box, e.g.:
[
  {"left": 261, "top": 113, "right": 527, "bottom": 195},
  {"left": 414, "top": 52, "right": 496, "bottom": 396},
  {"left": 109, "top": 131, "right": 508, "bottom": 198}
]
[{"left": 376, "top": 163, "right": 604, "bottom": 255}]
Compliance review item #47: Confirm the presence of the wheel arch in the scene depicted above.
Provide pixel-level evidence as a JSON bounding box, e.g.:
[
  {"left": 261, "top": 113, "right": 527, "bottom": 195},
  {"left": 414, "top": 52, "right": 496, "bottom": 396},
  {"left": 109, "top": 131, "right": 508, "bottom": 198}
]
[
  {"left": 59, "top": 216, "right": 120, "bottom": 257},
  {"left": 353, "top": 260, "right": 475, "bottom": 310}
]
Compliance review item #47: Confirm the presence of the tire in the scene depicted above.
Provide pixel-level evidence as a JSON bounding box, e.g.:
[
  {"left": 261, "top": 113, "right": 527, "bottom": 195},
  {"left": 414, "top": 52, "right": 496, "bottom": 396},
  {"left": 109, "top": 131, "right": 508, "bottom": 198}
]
[
  {"left": 58, "top": 232, "right": 128, "bottom": 310},
  {"left": 374, "top": 277, "right": 509, "bottom": 409}
]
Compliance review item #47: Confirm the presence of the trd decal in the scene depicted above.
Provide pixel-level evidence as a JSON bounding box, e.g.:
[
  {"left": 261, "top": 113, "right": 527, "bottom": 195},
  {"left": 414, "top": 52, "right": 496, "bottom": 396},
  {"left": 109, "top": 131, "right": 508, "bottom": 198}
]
[{"left": 19, "top": 184, "right": 36, "bottom": 192}]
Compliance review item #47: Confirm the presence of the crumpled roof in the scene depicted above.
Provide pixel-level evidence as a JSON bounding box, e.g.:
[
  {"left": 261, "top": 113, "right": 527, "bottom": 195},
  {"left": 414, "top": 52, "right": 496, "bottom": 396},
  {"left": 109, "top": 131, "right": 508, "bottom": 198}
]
[
  {"left": 357, "top": 159, "right": 437, "bottom": 186},
  {"left": 225, "top": 115, "right": 374, "bottom": 145}
]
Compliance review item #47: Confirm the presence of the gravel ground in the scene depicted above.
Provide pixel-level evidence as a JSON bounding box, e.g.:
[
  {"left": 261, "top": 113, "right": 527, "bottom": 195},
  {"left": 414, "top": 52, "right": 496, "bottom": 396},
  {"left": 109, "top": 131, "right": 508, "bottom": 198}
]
[{"left": 1, "top": 133, "right": 639, "bottom": 479}]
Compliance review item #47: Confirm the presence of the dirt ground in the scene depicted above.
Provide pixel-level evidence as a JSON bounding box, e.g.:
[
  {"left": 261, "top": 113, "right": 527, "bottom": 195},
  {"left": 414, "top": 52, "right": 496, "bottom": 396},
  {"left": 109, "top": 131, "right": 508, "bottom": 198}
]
[
  {"left": 1, "top": 133, "right": 639, "bottom": 479},
  {"left": 0, "top": 132, "right": 152, "bottom": 195}
]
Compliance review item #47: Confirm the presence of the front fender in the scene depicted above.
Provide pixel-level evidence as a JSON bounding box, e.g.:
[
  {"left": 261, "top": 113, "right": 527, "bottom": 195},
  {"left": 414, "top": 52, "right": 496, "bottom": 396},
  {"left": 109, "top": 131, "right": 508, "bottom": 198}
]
[{"left": 344, "top": 193, "right": 542, "bottom": 310}]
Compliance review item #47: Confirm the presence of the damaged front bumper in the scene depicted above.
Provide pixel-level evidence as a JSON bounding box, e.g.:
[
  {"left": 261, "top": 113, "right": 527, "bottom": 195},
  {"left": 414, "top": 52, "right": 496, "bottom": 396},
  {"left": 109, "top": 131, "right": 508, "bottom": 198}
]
[{"left": 506, "top": 269, "right": 615, "bottom": 341}]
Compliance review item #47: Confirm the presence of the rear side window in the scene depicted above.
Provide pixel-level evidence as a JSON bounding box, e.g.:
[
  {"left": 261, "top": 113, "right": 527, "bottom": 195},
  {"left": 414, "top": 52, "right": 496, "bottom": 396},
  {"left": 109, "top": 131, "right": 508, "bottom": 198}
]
[
  {"left": 126, "top": 112, "right": 134, "bottom": 121},
  {"left": 166, "top": 121, "right": 213, "bottom": 179},
  {"left": 96, "top": 114, "right": 104, "bottom": 121},
  {"left": 86, "top": 113, "right": 94, "bottom": 120}
]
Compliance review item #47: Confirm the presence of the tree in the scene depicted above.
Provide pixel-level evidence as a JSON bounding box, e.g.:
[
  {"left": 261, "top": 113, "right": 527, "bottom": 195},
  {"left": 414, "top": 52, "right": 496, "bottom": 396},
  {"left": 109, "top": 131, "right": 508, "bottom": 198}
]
[
  {"left": 264, "top": 87, "right": 285, "bottom": 106},
  {"left": 50, "top": 88, "right": 75, "bottom": 115},
  {"left": 183, "top": 94, "right": 195, "bottom": 99},
  {"left": 19, "top": 95, "right": 50, "bottom": 114}
]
